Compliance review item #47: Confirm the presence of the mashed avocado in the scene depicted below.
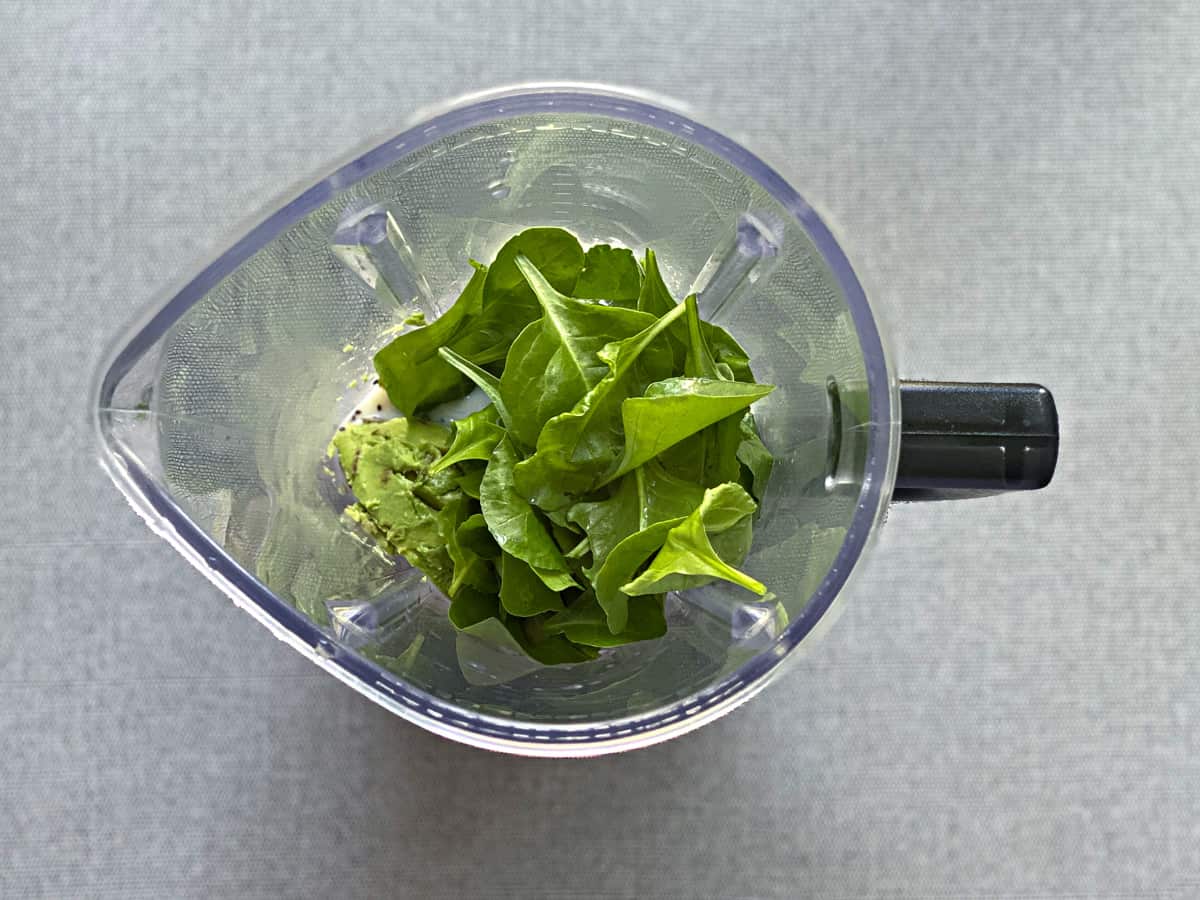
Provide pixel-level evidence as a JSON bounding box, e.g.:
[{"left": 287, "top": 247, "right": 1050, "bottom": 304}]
[{"left": 331, "top": 418, "right": 460, "bottom": 593}]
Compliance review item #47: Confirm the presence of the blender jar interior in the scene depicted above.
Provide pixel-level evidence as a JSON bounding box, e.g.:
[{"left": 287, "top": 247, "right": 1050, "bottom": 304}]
[{"left": 94, "top": 91, "right": 892, "bottom": 743}]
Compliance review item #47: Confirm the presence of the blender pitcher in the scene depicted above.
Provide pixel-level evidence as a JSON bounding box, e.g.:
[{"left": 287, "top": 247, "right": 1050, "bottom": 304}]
[{"left": 92, "top": 85, "right": 1058, "bottom": 756}]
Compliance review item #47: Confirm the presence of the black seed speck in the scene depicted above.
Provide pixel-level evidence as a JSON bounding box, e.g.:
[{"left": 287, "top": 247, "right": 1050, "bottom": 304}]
[
  {"left": 376, "top": 404, "right": 382, "bottom": 411},
  {"left": 338, "top": 426, "right": 346, "bottom": 432},
  {"left": 373, "top": 378, "right": 379, "bottom": 385},
  {"left": 354, "top": 409, "right": 361, "bottom": 415}
]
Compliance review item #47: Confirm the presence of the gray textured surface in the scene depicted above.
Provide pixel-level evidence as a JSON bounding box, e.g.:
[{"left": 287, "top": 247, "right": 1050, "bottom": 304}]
[{"left": 3, "top": 2, "right": 1200, "bottom": 897}]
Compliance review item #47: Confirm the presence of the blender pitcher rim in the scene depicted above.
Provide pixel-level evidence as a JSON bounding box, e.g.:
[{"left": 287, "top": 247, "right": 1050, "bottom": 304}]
[{"left": 91, "top": 84, "right": 898, "bottom": 756}]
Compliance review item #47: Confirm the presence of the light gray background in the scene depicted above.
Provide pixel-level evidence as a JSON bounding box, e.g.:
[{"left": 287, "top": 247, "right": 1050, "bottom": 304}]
[{"left": 3, "top": 2, "right": 1198, "bottom": 897}]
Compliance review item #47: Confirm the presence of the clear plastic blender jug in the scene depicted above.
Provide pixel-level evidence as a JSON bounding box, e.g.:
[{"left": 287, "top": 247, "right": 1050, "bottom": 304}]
[{"left": 93, "top": 85, "right": 1057, "bottom": 756}]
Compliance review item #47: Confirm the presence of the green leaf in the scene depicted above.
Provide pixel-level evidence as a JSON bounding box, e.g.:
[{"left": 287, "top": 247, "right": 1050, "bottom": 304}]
[
  {"left": 540, "top": 504, "right": 576, "bottom": 531},
  {"left": 609, "top": 377, "right": 775, "bottom": 481},
  {"left": 639, "top": 462, "right": 709, "bottom": 520},
  {"left": 342, "top": 230, "right": 776, "bottom": 667},
  {"left": 544, "top": 591, "right": 667, "bottom": 647},
  {"left": 573, "top": 244, "right": 643, "bottom": 305},
  {"left": 591, "top": 517, "right": 683, "bottom": 632},
  {"left": 550, "top": 520, "right": 582, "bottom": 552},
  {"left": 736, "top": 413, "right": 774, "bottom": 503},
  {"left": 457, "top": 228, "right": 587, "bottom": 368},
  {"left": 532, "top": 567, "right": 580, "bottom": 591},
  {"left": 516, "top": 631, "right": 599, "bottom": 664},
  {"left": 455, "top": 617, "right": 594, "bottom": 686},
  {"left": 703, "top": 323, "right": 755, "bottom": 382},
  {"left": 373, "top": 262, "right": 487, "bottom": 415},
  {"left": 479, "top": 435, "right": 572, "bottom": 577},
  {"left": 456, "top": 513, "right": 500, "bottom": 559},
  {"left": 448, "top": 585, "right": 499, "bottom": 629},
  {"left": 564, "top": 536, "right": 591, "bottom": 561},
  {"left": 682, "top": 294, "right": 720, "bottom": 379},
  {"left": 654, "top": 294, "right": 747, "bottom": 488},
  {"left": 687, "top": 288, "right": 756, "bottom": 384},
  {"left": 622, "top": 483, "right": 765, "bottom": 597},
  {"left": 438, "top": 346, "right": 514, "bottom": 428},
  {"left": 638, "top": 249, "right": 689, "bottom": 370},
  {"left": 567, "top": 462, "right": 703, "bottom": 577},
  {"left": 362, "top": 633, "right": 425, "bottom": 676},
  {"left": 498, "top": 256, "right": 658, "bottom": 447},
  {"left": 455, "top": 464, "right": 485, "bottom": 499},
  {"left": 499, "top": 553, "right": 566, "bottom": 617},
  {"left": 445, "top": 498, "right": 498, "bottom": 596},
  {"left": 659, "top": 410, "right": 745, "bottom": 490},
  {"left": 485, "top": 227, "right": 585, "bottom": 303},
  {"left": 637, "top": 248, "right": 677, "bottom": 317},
  {"left": 513, "top": 301, "right": 688, "bottom": 508},
  {"left": 430, "top": 404, "right": 504, "bottom": 473}
]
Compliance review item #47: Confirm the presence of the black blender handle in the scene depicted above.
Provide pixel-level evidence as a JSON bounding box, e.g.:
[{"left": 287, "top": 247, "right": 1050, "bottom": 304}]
[{"left": 892, "top": 381, "right": 1059, "bottom": 501}]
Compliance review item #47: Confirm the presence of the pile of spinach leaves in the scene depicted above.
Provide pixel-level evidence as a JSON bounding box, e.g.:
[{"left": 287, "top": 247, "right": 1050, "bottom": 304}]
[{"left": 338, "top": 227, "right": 775, "bottom": 664}]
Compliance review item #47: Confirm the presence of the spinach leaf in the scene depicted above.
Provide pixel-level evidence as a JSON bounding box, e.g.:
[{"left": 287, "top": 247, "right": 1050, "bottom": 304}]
[
  {"left": 638, "top": 249, "right": 689, "bottom": 369},
  {"left": 448, "top": 545, "right": 497, "bottom": 596},
  {"left": 479, "top": 435, "right": 573, "bottom": 582},
  {"left": 657, "top": 294, "right": 749, "bottom": 487},
  {"left": 513, "top": 301, "right": 687, "bottom": 508},
  {"left": 430, "top": 404, "right": 504, "bottom": 474},
  {"left": 622, "top": 484, "right": 765, "bottom": 597},
  {"left": 499, "top": 552, "right": 567, "bottom": 617},
  {"left": 564, "top": 535, "right": 591, "bottom": 561},
  {"left": 438, "top": 346, "right": 514, "bottom": 429},
  {"left": 658, "top": 410, "right": 745, "bottom": 489},
  {"left": 377, "top": 230, "right": 586, "bottom": 418},
  {"left": 567, "top": 462, "right": 703, "bottom": 577},
  {"left": 455, "top": 464, "right": 485, "bottom": 499},
  {"left": 498, "top": 256, "right": 657, "bottom": 447},
  {"left": 485, "top": 227, "right": 585, "bottom": 303},
  {"left": 511, "top": 617, "right": 599, "bottom": 664},
  {"left": 703, "top": 323, "right": 755, "bottom": 382},
  {"left": 736, "top": 413, "right": 774, "bottom": 503},
  {"left": 462, "top": 228, "right": 587, "bottom": 366},
  {"left": 591, "top": 517, "right": 683, "bottom": 632},
  {"left": 448, "top": 585, "right": 499, "bottom": 629},
  {"left": 518, "top": 637, "right": 599, "bottom": 665},
  {"left": 457, "top": 512, "right": 499, "bottom": 559},
  {"left": 637, "top": 248, "right": 676, "bottom": 317},
  {"left": 362, "top": 633, "right": 425, "bottom": 677},
  {"left": 544, "top": 591, "right": 667, "bottom": 647},
  {"left": 682, "top": 293, "right": 720, "bottom": 378},
  {"left": 374, "top": 262, "right": 487, "bottom": 415},
  {"left": 456, "top": 616, "right": 594, "bottom": 686},
  {"left": 355, "top": 229, "right": 778, "bottom": 665},
  {"left": 446, "top": 497, "right": 498, "bottom": 596},
  {"left": 565, "top": 473, "right": 641, "bottom": 573},
  {"left": 609, "top": 377, "right": 774, "bottom": 481},
  {"left": 686, "top": 280, "right": 755, "bottom": 383},
  {"left": 640, "top": 462, "right": 709, "bottom": 520},
  {"left": 532, "top": 568, "right": 579, "bottom": 592},
  {"left": 573, "top": 244, "right": 643, "bottom": 305},
  {"left": 550, "top": 520, "right": 582, "bottom": 552}
]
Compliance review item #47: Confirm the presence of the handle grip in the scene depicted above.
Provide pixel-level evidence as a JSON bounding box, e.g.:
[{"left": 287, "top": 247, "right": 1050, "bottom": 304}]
[{"left": 892, "top": 381, "right": 1059, "bottom": 501}]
